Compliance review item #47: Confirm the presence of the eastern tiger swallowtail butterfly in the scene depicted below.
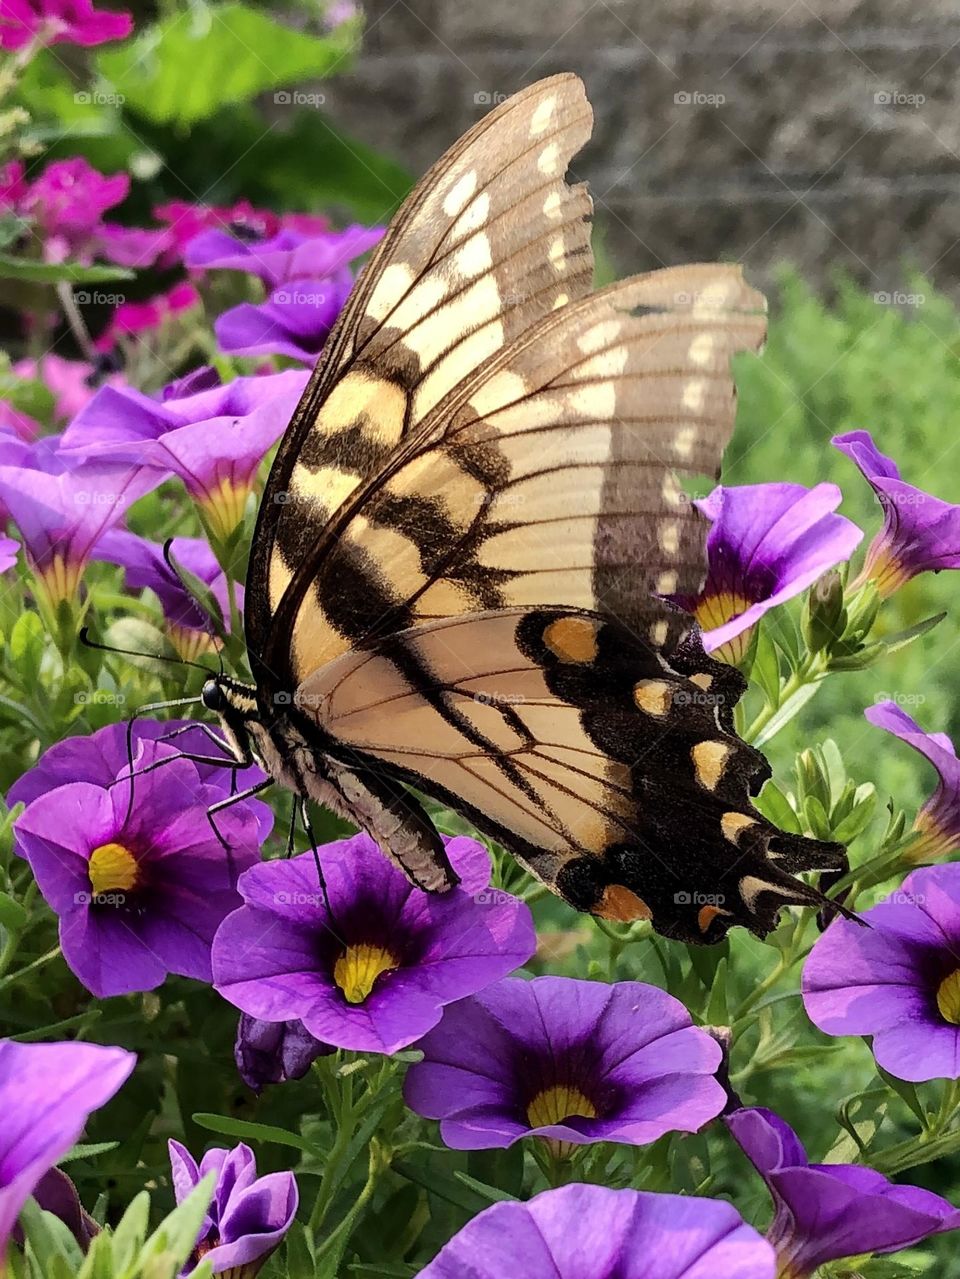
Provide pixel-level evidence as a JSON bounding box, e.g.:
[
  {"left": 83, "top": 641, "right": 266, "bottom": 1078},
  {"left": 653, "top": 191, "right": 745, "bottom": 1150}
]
[{"left": 197, "top": 73, "right": 849, "bottom": 943}]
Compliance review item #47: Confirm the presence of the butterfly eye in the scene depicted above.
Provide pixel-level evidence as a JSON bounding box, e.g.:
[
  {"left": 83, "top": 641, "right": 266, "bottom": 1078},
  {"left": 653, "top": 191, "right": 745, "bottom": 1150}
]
[{"left": 201, "top": 679, "right": 225, "bottom": 713}]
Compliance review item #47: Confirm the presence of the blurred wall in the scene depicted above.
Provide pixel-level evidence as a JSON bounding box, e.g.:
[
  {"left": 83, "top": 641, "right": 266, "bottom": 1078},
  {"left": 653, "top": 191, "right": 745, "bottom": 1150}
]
[{"left": 321, "top": 0, "right": 960, "bottom": 299}]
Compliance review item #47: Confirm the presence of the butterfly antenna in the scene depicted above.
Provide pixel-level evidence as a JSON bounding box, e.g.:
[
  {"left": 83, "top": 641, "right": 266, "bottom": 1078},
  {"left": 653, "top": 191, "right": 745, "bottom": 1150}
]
[{"left": 79, "top": 626, "right": 213, "bottom": 675}]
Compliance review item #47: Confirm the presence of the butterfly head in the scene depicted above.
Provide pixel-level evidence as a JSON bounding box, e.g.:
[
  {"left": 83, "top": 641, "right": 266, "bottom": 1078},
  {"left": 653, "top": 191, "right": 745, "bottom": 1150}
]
[{"left": 201, "top": 675, "right": 261, "bottom": 764}]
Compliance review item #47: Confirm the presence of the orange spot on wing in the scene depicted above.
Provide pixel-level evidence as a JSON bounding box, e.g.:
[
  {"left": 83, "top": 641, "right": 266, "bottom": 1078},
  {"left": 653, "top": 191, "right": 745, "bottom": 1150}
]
[{"left": 597, "top": 884, "right": 652, "bottom": 922}]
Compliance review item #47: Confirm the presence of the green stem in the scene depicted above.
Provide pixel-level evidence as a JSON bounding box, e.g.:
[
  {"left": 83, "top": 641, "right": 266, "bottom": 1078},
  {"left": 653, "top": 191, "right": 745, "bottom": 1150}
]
[
  {"left": 0, "top": 944, "right": 61, "bottom": 992},
  {"left": 745, "top": 654, "right": 825, "bottom": 745},
  {"left": 308, "top": 1068, "right": 356, "bottom": 1235}
]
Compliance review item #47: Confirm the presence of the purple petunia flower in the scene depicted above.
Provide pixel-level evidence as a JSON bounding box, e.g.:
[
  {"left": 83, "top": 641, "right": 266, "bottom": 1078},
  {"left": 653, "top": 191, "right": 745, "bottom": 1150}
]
[
  {"left": 403, "top": 976, "right": 725, "bottom": 1151},
  {"left": 60, "top": 369, "right": 308, "bottom": 541},
  {"left": 726, "top": 1106, "right": 960, "bottom": 1276},
  {"left": 670, "top": 482, "right": 862, "bottom": 661},
  {"left": 169, "top": 1139, "right": 297, "bottom": 1277},
  {"left": 834, "top": 429, "right": 960, "bottom": 597},
  {"left": 0, "top": 1038, "right": 135, "bottom": 1263},
  {"left": 212, "top": 834, "right": 536, "bottom": 1055},
  {"left": 234, "top": 1014, "right": 333, "bottom": 1093},
  {"left": 0, "top": 458, "right": 164, "bottom": 607},
  {"left": 0, "top": 0, "right": 132, "bottom": 49},
  {"left": 414, "top": 1183, "right": 776, "bottom": 1279},
  {"left": 865, "top": 700, "right": 960, "bottom": 863},
  {"left": 185, "top": 224, "right": 382, "bottom": 362},
  {"left": 802, "top": 863, "right": 960, "bottom": 1082},
  {"left": 14, "top": 737, "right": 263, "bottom": 997},
  {"left": 96, "top": 530, "right": 237, "bottom": 660}
]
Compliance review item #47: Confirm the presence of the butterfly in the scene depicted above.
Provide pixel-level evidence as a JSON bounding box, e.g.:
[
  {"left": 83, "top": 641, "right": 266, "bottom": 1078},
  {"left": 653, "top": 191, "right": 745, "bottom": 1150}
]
[{"left": 199, "top": 72, "right": 849, "bottom": 944}]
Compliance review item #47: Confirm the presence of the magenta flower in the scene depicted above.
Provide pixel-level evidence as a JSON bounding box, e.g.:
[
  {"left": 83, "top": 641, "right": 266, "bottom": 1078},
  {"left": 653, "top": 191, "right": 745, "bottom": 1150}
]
[
  {"left": 0, "top": 458, "right": 163, "bottom": 606},
  {"left": 803, "top": 864, "right": 960, "bottom": 1082},
  {"left": 0, "top": 1039, "right": 135, "bottom": 1263},
  {"left": 186, "top": 224, "right": 382, "bottom": 361},
  {"left": 415, "top": 1184, "right": 776, "bottom": 1279},
  {"left": 834, "top": 429, "right": 960, "bottom": 597},
  {"left": 234, "top": 1014, "right": 332, "bottom": 1093},
  {"left": 169, "top": 1140, "right": 297, "bottom": 1277},
  {"left": 153, "top": 199, "right": 330, "bottom": 267},
  {"left": 96, "top": 529, "right": 236, "bottom": 660},
  {"left": 865, "top": 701, "right": 960, "bottom": 863},
  {"left": 14, "top": 737, "right": 263, "bottom": 997},
  {"left": 96, "top": 281, "right": 200, "bottom": 347},
  {"left": 212, "top": 834, "right": 536, "bottom": 1055},
  {"left": 60, "top": 368, "right": 308, "bottom": 540},
  {"left": 404, "top": 976, "right": 724, "bottom": 1151},
  {"left": 13, "top": 354, "right": 121, "bottom": 423},
  {"left": 726, "top": 1106, "right": 960, "bottom": 1277},
  {"left": 17, "top": 157, "right": 129, "bottom": 264},
  {"left": 0, "top": 0, "right": 132, "bottom": 50},
  {"left": 670, "top": 482, "right": 862, "bottom": 661}
]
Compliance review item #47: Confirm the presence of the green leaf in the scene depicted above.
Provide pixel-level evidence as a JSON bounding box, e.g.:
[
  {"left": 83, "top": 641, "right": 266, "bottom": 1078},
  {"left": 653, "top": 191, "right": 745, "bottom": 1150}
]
[
  {"left": 750, "top": 626, "right": 781, "bottom": 708},
  {"left": 754, "top": 780, "right": 802, "bottom": 834},
  {"left": 704, "top": 956, "right": 729, "bottom": 1024},
  {"left": 876, "top": 1065, "right": 929, "bottom": 1130},
  {"left": 832, "top": 791, "right": 878, "bottom": 844},
  {"left": 393, "top": 1159, "right": 493, "bottom": 1214},
  {"left": 452, "top": 1170, "right": 518, "bottom": 1204},
  {"left": 0, "top": 255, "right": 134, "bottom": 284},
  {"left": 19, "top": 1199, "right": 84, "bottom": 1273},
  {"left": 10, "top": 611, "right": 45, "bottom": 687},
  {"left": 163, "top": 543, "right": 226, "bottom": 638},
  {"left": 108, "top": 1190, "right": 150, "bottom": 1272},
  {"left": 879, "top": 611, "right": 947, "bottom": 655},
  {"left": 139, "top": 1172, "right": 215, "bottom": 1270},
  {"left": 97, "top": 4, "right": 356, "bottom": 128},
  {"left": 0, "top": 890, "right": 28, "bottom": 930},
  {"left": 192, "top": 1112, "right": 316, "bottom": 1153},
  {"left": 59, "top": 1141, "right": 118, "bottom": 1164}
]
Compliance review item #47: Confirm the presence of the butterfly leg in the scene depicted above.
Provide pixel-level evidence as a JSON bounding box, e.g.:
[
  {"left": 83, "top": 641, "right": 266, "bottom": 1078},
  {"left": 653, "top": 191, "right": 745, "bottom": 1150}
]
[
  {"left": 298, "top": 797, "right": 344, "bottom": 943},
  {"left": 207, "top": 778, "right": 274, "bottom": 879}
]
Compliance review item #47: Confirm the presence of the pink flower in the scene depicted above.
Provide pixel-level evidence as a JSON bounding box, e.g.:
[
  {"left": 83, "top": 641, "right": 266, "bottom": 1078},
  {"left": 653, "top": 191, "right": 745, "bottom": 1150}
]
[
  {"left": 17, "top": 157, "right": 129, "bottom": 263},
  {"left": 0, "top": 0, "right": 132, "bottom": 50},
  {"left": 95, "top": 281, "right": 200, "bottom": 349},
  {"left": 13, "top": 354, "right": 122, "bottom": 423}
]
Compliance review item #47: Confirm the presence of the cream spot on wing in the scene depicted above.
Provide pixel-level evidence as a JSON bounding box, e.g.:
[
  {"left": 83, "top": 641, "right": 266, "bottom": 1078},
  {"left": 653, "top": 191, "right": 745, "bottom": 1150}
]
[
  {"left": 454, "top": 191, "right": 491, "bottom": 238},
  {"left": 682, "top": 380, "right": 707, "bottom": 412},
  {"left": 691, "top": 740, "right": 732, "bottom": 790},
  {"left": 656, "top": 570, "right": 678, "bottom": 594},
  {"left": 634, "top": 679, "right": 673, "bottom": 717},
  {"left": 454, "top": 233, "right": 493, "bottom": 278},
  {"left": 543, "top": 190, "right": 563, "bottom": 220},
  {"left": 690, "top": 672, "right": 713, "bottom": 691},
  {"left": 692, "top": 279, "right": 735, "bottom": 318},
  {"left": 543, "top": 616, "right": 599, "bottom": 663},
  {"left": 674, "top": 426, "right": 697, "bottom": 458},
  {"left": 688, "top": 333, "right": 715, "bottom": 366},
  {"left": 568, "top": 382, "right": 616, "bottom": 418},
  {"left": 366, "top": 262, "right": 415, "bottom": 323},
  {"left": 548, "top": 234, "right": 566, "bottom": 268},
  {"left": 739, "top": 874, "right": 778, "bottom": 909},
  {"left": 537, "top": 141, "right": 561, "bottom": 175},
  {"left": 661, "top": 474, "right": 686, "bottom": 508},
  {"left": 529, "top": 95, "right": 557, "bottom": 136},
  {"left": 659, "top": 521, "right": 680, "bottom": 555},
  {"left": 650, "top": 619, "right": 669, "bottom": 646},
  {"left": 577, "top": 319, "right": 622, "bottom": 355},
  {"left": 470, "top": 368, "right": 528, "bottom": 417},
  {"left": 443, "top": 170, "right": 478, "bottom": 218},
  {"left": 721, "top": 812, "right": 757, "bottom": 844},
  {"left": 553, "top": 292, "right": 570, "bottom": 308}
]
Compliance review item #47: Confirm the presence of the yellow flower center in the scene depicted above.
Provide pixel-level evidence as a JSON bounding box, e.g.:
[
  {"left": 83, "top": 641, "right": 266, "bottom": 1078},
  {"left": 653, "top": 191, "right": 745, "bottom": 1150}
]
[
  {"left": 526, "top": 1084, "right": 597, "bottom": 1129},
  {"left": 333, "top": 944, "right": 398, "bottom": 1004},
  {"left": 937, "top": 970, "right": 960, "bottom": 1025},
  {"left": 199, "top": 476, "right": 253, "bottom": 542},
  {"left": 693, "top": 591, "right": 754, "bottom": 665},
  {"left": 34, "top": 553, "right": 83, "bottom": 607},
  {"left": 88, "top": 842, "right": 140, "bottom": 895}
]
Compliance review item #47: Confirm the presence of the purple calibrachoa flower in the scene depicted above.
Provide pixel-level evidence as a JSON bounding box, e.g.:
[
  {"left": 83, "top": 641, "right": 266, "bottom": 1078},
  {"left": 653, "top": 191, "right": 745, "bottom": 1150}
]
[
  {"left": 802, "top": 864, "right": 960, "bottom": 1082},
  {"left": 866, "top": 700, "right": 960, "bottom": 863},
  {"left": 0, "top": 535, "right": 18, "bottom": 575},
  {"left": 60, "top": 369, "right": 308, "bottom": 541},
  {"left": 0, "top": 1038, "right": 135, "bottom": 1264},
  {"left": 212, "top": 834, "right": 536, "bottom": 1055},
  {"left": 96, "top": 529, "right": 237, "bottom": 660},
  {"left": 0, "top": 458, "right": 164, "bottom": 608},
  {"left": 834, "top": 429, "right": 960, "bottom": 597},
  {"left": 670, "top": 482, "right": 862, "bottom": 662},
  {"left": 14, "top": 738, "right": 262, "bottom": 997},
  {"left": 726, "top": 1106, "right": 960, "bottom": 1277},
  {"left": 0, "top": 0, "right": 132, "bottom": 49},
  {"left": 185, "top": 224, "right": 382, "bottom": 361},
  {"left": 168, "top": 1140, "right": 297, "bottom": 1277},
  {"left": 234, "top": 1014, "right": 332, "bottom": 1093},
  {"left": 403, "top": 976, "right": 725, "bottom": 1151},
  {"left": 8, "top": 718, "right": 270, "bottom": 826},
  {"left": 415, "top": 1183, "right": 776, "bottom": 1279}
]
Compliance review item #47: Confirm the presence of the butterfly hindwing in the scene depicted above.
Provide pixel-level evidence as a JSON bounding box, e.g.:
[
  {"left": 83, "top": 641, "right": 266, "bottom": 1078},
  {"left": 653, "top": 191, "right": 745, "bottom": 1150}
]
[{"left": 293, "top": 607, "right": 845, "bottom": 941}]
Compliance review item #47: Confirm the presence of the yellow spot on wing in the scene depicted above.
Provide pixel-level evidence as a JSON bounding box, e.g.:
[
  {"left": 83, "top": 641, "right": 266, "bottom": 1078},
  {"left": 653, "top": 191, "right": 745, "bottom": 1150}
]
[
  {"left": 691, "top": 740, "right": 732, "bottom": 790},
  {"left": 543, "top": 616, "right": 599, "bottom": 663},
  {"left": 721, "top": 812, "right": 757, "bottom": 844},
  {"left": 633, "top": 680, "right": 673, "bottom": 717}
]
